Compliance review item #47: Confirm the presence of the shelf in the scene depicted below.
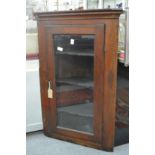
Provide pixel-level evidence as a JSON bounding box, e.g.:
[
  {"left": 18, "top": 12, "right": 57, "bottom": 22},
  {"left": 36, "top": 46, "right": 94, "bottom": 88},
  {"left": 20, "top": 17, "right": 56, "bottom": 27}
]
[
  {"left": 57, "top": 77, "right": 93, "bottom": 88},
  {"left": 56, "top": 84, "right": 85, "bottom": 92},
  {"left": 56, "top": 50, "right": 94, "bottom": 57},
  {"left": 58, "top": 102, "right": 93, "bottom": 117}
]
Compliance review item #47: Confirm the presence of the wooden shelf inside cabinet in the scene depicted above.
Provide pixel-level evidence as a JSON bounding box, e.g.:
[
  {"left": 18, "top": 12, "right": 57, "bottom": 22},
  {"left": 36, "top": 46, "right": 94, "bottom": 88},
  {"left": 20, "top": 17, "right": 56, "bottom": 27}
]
[
  {"left": 35, "top": 9, "right": 123, "bottom": 151},
  {"left": 56, "top": 84, "right": 86, "bottom": 92},
  {"left": 57, "top": 77, "right": 93, "bottom": 88},
  {"left": 56, "top": 50, "right": 94, "bottom": 57}
]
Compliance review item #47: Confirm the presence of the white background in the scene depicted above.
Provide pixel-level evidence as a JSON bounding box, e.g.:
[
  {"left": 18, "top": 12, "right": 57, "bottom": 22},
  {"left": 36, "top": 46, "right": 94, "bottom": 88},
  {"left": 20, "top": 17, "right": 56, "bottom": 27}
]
[{"left": 0, "top": 0, "right": 155, "bottom": 155}]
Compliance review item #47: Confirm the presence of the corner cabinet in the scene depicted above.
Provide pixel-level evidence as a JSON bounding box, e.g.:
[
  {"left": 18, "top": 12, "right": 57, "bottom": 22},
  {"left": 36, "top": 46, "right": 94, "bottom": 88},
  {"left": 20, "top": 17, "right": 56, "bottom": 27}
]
[{"left": 34, "top": 9, "right": 122, "bottom": 151}]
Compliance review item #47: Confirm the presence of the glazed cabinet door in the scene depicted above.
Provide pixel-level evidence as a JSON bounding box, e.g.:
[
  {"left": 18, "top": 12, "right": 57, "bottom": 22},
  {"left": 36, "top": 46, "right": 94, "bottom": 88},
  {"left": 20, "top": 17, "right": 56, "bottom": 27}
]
[{"left": 44, "top": 25, "right": 105, "bottom": 146}]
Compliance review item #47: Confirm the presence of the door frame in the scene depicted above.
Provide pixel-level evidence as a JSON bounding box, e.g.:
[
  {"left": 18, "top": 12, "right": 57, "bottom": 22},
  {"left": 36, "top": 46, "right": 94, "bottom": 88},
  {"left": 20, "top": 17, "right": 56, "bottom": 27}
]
[{"left": 44, "top": 24, "right": 105, "bottom": 146}]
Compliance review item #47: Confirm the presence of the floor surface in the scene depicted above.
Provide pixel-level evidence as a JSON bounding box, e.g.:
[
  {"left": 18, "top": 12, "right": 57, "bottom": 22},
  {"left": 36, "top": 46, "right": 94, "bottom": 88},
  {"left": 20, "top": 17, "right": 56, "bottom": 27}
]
[{"left": 26, "top": 131, "right": 129, "bottom": 155}]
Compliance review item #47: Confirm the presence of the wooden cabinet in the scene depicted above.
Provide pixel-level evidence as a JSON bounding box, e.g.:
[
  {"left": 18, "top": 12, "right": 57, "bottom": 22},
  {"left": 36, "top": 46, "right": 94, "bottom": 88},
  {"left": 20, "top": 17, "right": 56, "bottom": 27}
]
[{"left": 34, "top": 9, "right": 122, "bottom": 151}]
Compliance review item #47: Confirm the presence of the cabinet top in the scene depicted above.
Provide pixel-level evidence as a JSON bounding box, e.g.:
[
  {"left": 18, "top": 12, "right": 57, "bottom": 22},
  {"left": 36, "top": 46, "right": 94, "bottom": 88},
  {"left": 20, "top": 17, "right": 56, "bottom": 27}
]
[{"left": 34, "top": 9, "right": 123, "bottom": 21}]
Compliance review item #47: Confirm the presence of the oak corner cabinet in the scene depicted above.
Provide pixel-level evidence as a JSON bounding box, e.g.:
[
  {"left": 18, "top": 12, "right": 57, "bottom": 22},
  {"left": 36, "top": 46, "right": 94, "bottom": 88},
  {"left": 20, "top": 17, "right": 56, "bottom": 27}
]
[{"left": 34, "top": 9, "right": 123, "bottom": 151}]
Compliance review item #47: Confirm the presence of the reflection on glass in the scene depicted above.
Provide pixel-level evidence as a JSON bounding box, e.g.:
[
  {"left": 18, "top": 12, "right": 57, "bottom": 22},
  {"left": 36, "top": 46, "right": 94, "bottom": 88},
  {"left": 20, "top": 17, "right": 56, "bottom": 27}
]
[{"left": 53, "top": 34, "right": 94, "bottom": 134}]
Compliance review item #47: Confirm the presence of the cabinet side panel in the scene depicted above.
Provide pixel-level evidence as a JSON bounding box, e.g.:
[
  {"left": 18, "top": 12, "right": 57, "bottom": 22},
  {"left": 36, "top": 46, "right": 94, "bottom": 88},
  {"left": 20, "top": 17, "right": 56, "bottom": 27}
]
[{"left": 102, "top": 19, "right": 119, "bottom": 151}]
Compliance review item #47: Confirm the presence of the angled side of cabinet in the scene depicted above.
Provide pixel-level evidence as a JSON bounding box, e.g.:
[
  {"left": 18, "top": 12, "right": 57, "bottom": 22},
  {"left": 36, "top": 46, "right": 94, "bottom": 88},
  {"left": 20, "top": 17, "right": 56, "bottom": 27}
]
[{"left": 35, "top": 9, "right": 122, "bottom": 151}]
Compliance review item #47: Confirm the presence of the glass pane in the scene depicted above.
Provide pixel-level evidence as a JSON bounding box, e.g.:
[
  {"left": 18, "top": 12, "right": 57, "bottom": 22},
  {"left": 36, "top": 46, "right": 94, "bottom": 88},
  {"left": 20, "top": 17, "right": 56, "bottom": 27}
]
[{"left": 53, "top": 34, "right": 94, "bottom": 134}]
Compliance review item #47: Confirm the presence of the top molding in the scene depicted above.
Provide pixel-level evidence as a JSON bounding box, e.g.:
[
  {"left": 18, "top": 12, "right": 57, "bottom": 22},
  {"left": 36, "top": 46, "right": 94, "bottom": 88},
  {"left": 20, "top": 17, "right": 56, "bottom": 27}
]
[{"left": 34, "top": 9, "right": 123, "bottom": 20}]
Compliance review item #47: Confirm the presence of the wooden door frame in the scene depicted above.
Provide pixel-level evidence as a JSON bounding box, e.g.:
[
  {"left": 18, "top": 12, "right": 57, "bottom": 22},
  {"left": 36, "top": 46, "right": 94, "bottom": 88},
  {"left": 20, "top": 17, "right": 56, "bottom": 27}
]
[{"left": 45, "top": 25, "right": 105, "bottom": 146}]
